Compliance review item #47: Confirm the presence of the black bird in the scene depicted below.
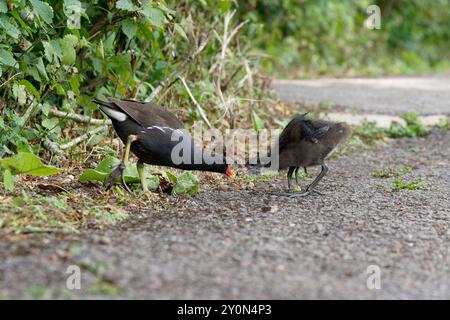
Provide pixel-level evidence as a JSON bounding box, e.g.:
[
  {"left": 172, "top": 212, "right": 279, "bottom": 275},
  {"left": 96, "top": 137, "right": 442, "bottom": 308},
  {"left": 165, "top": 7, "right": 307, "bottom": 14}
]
[
  {"left": 247, "top": 113, "right": 349, "bottom": 197},
  {"left": 93, "top": 98, "right": 234, "bottom": 192}
]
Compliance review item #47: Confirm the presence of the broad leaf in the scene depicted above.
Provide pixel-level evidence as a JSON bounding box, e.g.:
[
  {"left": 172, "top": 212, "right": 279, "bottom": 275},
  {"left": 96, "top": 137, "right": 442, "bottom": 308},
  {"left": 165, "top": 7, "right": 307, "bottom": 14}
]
[
  {"left": 30, "top": 0, "right": 54, "bottom": 24},
  {"left": 20, "top": 79, "right": 41, "bottom": 101},
  {"left": 252, "top": 111, "right": 265, "bottom": 132},
  {"left": 60, "top": 34, "right": 78, "bottom": 65},
  {"left": 121, "top": 19, "right": 137, "bottom": 40},
  {"left": 3, "top": 168, "right": 14, "bottom": 191},
  {"left": 172, "top": 172, "right": 199, "bottom": 196},
  {"left": 0, "top": 49, "right": 16, "bottom": 67},
  {"left": 0, "top": 152, "right": 61, "bottom": 176},
  {"left": 116, "top": 0, "right": 137, "bottom": 12},
  {"left": 0, "top": 14, "right": 21, "bottom": 38}
]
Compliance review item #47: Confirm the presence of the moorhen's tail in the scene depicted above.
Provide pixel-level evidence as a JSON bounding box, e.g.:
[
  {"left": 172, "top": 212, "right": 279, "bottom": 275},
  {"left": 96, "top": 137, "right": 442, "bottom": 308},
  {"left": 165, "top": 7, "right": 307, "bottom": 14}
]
[{"left": 93, "top": 98, "right": 129, "bottom": 123}]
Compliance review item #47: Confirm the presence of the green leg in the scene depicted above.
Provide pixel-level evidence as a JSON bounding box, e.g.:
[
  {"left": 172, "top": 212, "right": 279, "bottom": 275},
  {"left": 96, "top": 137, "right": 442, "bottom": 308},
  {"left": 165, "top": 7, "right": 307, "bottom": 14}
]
[
  {"left": 120, "top": 135, "right": 138, "bottom": 192},
  {"left": 137, "top": 160, "right": 148, "bottom": 192}
]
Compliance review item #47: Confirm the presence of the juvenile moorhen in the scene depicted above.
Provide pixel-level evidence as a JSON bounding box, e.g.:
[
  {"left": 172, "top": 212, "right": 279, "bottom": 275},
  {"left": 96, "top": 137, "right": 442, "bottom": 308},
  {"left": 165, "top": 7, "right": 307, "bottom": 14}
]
[
  {"left": 248, "top": 113, "right": 349, "bottom": 197},
  {"left": 93, "top": 98, "right": 234, "bottom": 192}
]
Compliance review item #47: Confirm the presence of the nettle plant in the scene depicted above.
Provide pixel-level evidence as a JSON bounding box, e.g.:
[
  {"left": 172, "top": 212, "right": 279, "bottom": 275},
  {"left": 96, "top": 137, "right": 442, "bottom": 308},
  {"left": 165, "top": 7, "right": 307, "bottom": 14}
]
[
  {"left": 0, "top": 0, "right": 178, "bottom": 157},
  {"left": 0, "top": 0, "right": 265, "bottom": 158}
]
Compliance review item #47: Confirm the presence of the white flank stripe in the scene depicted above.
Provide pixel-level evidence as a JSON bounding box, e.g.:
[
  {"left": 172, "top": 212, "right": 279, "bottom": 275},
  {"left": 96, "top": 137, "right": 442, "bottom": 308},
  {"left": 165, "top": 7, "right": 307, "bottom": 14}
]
[{"left": 102, "top": 106, "right": 127, "bottom": 122}]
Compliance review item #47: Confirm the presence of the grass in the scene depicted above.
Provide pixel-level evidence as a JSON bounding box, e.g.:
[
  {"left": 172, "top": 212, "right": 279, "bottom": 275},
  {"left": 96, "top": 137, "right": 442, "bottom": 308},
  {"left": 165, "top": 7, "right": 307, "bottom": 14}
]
[
  {"left": 436, "top": 117, "right": 450, "bottom": 130},
  {"left": 0, "top": 186, "right": 130, "bottom": 234},
  {"left": 29, "top": 286, "right": 51, "bottom": 299},
  {"left": 86, "top": 280, "right": 120, "bottom": 297},
  {"left": 343, "top": 112, "right": 430, "bottom": 152},
  {"left": 371, "top": 166, "right": 413, "bottom": 178},
  {"left": 392, "top": 178, "right": 426, "bottom": 191}
]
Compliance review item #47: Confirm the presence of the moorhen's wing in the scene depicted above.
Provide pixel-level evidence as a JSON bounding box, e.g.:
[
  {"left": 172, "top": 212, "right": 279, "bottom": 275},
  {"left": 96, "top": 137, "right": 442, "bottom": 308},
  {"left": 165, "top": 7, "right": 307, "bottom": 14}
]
[{"left": 111, "top": 98, "right": 183, "bottom": 129}]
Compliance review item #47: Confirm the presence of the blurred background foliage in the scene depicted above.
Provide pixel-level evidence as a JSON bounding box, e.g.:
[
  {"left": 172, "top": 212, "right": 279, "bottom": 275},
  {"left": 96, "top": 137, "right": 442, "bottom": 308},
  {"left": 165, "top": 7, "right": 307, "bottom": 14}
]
[
  {"left": 240, "top": 0, "right": 450, "bottom": 77},
  {"left": 0, "top": 0, "right": 449, "bottom": 159}
]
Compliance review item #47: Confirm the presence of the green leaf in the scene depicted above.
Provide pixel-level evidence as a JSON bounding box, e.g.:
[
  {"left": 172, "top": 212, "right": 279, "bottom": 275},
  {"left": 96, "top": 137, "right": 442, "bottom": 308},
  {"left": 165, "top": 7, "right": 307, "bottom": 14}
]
[
  {"left": 12, "top": 83, "right": 27, "bottom": 106},
  {"left": 36, "top": 57, "right": 49, "bottom": 81},
  {"left": 116, "top": 0, "right": 138, "bottom": 12},
  {"left": 63, "top": 0, "right": 82, "bottom": 23},
  {"left": 79, "top": 156, "right": 140, "bottom": 184},
  {"left": 0, "top": 49, "right": 16, "bottom": 67},
  {"left": 0, "top": 152, "right": 61, "bottom": 176},
  {"left": 0, "top": 1, "right": 7, "bottom": 13},
  {"left": 172, "top": 172, "right": 200, "bottom": 196},
  {"left": 70, "top": 75, "right": 80, "bottom": 94},
  {"left": 42, "top": 118, "right": 59, "bottom": 130},
  {"left": 60, "top": 34, "right": 78, "bottom": 65},
  {"left": 96, "top": 156, "right": 119, "bottom": 173},
  {"left": 43, "top": 40, "right": 56, "bottom": 63},
  {"left": 0, "top": 14, "right": 21, "bottom": 38},
  {"left": 41, "top": 102, "right": 52, "bottom": 117},
  {"left": 121, "top": 18, "right": 137, "bottom": 39},
  {"left": 79, "top": 169, "right": 109, "bottom": 182},
  {"left": 146, "top": 175, "right": 160, "bottom": 191},
  {"left": 174, "top": 23, "right": 188, "bottom": 41},
  {"left": 20, "top": 79, "right": 40, "bottom": 101},
  {"left": 141, "top": 6, "right": 165, "bottom": 28},
  {"left": 251, "top": 111, "right": 265, "bottom": 132},
  {"left": 166, "top": 171, "right": 177, "bottom": 183},
  {"left": 30, "top": 0, "right": 54, "bottom": 24},
  {"left": 3, "top": 168, "right": 14, "bottom": 191},
  {"left": 88, "top": 133, "right": 105, "bottom": 146}
]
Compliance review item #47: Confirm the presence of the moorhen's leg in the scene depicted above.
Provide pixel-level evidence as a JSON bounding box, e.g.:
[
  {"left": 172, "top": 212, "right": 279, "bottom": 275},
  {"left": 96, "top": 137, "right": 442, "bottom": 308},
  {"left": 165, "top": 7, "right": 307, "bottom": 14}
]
[
  {"left": 287, "top": 167, "right": 295, "bottom": 190},
  {"left": 294, "top": 167, "right": 300, "bottom": 185},
  {"left": 304, "top": 163, "right": 328, "bottom": 195},
  {"left": 111, "top": 134, "right": 138, "bottom": 193},
  {"left": 137, "top": 160, "right": 148, "bottom": 192},
  {"left": 270, "top": 167, "right": 300, "bottom": 196},
  {"left": 275, "top": 164, "right": 328, "bottom": 197}
]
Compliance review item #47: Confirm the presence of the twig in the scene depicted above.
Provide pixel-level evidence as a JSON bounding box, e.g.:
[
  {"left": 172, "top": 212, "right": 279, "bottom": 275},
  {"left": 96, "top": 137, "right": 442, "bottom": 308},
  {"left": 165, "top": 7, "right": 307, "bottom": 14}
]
[
  {"left": 42, "top": 138, "right": 65, "bottom": 157},
  {"left": 215, "top": 11, "right": 248, "bottom": 105},
  {"left": 49, "top": 109, "right": 111, "bottom": 125},
  {"left": 0, "top": 72, "right": 23, "bottom": 89},
  {"left": 178, "top": 76, "right": 212, "bottom": 128},
  {"left": 18, "top": 101, "right": 39, "bottom": 127},
  {"left": 243, "top": 58, "right": 254, "bottom": 114},
  {"left": 80, "top": 77, "right": 108, "bottom": 94},
  {"left": 60, "top": 125, "right": 109, "bottom": 150},
  {"left": 145, "top": 31, "right": 212, "bottom": 102}
]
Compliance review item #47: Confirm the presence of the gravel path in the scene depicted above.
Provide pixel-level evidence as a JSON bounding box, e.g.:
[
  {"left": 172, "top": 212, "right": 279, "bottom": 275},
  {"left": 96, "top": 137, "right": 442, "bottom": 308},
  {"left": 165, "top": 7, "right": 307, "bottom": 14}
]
[
  {"left": 1, "top": 130, "right": 449, "bottom": 299},
  {"left": 273, "top": 77, "right": 450, "bottom": 115}
]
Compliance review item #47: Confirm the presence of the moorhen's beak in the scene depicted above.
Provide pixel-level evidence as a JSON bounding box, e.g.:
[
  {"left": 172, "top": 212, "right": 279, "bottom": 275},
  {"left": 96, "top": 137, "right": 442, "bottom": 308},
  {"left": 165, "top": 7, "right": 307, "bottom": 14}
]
[{"left": 226, "top": 166, "right": 236, "bottom": 179}]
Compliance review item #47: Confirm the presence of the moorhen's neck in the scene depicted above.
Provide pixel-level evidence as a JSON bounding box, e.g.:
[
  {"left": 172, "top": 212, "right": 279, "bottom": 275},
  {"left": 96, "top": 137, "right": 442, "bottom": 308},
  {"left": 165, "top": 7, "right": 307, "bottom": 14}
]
[{"left": 175, "top": 162, "right": 229, "bottom": 175}]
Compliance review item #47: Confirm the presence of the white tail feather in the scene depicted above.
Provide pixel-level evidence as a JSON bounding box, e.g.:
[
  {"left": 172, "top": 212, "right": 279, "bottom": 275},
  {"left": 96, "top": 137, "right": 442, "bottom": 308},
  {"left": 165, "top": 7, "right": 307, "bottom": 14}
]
[{"left": 101, "top": 106, "right": 127, "bottom": 122}]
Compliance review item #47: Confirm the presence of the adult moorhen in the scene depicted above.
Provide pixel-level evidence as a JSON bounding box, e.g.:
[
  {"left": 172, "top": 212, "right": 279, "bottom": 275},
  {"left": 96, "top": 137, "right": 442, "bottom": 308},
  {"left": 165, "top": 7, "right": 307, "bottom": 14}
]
[
  {"left": 93, "top": 98, "right": 234, "bottom": 192},
  {"left": 248, "top": 113, "right": 349, "bottom": 197}
]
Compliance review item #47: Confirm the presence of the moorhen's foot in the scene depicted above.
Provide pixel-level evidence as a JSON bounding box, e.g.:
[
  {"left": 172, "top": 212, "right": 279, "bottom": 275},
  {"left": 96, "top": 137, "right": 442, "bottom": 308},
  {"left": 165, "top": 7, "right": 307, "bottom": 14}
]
[
  {"left": 104, "top": 162, "right": 132, "bottom": 193},
  {"left": 307, "top": 188, "right": 323, "bottom": 196}
]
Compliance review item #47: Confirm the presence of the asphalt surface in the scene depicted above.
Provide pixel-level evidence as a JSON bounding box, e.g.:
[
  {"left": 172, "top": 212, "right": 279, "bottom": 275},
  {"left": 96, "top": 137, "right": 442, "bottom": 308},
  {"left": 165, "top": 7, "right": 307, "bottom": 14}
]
[
  {"left": 1, "top": 129, "right": 449, "bottom": 299},
  {"left": 273, "top": 77, "right": 450, "bottom": 115}
]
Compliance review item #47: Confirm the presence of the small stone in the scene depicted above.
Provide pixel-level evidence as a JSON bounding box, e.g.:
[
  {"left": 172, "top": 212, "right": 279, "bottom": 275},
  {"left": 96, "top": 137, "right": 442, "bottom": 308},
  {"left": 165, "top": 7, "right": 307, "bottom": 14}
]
[{"left": 99, "top": 236, "right": 111, "bottom": 245}]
